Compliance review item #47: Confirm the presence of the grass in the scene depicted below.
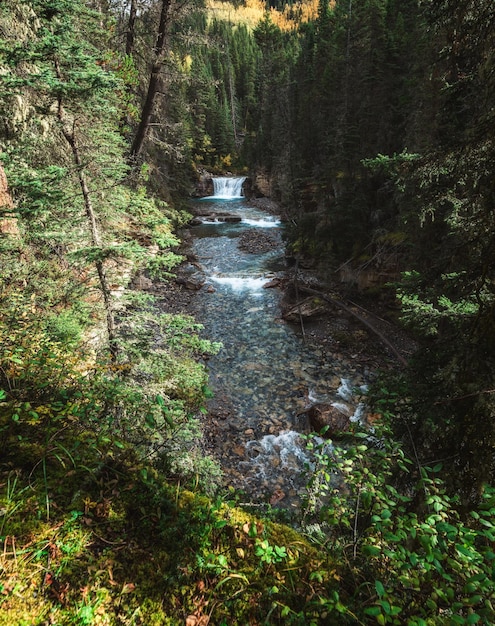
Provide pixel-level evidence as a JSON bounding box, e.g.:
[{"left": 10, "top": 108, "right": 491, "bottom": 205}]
[{"left": 0, "top": 443, "right": 337, "bottom": 625}]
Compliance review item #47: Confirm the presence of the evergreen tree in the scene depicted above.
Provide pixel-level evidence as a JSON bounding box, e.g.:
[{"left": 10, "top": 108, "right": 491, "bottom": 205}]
[
  {"left": 278, "top": 0, "right": 423, "bottom": 264},
  {"left": 251, "top": 12, "right": 300, "bottom": 203},
  {"left": 392, "top": 0, "right": 495, "bottom": 499}
]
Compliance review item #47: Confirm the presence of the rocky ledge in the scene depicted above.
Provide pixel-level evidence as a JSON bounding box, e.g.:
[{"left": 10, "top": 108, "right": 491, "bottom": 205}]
[{"left": 189, "top": 212, "right": 242, "bottom": 225}]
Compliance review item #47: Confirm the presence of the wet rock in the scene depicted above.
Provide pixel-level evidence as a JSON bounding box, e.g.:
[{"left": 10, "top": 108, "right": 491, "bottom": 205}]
[
  {"left": 190, "top": 213, "right": 242, "bottom": 225},
  {"left": 244, "top": 362, "right": 263, "bottom": 371},
  {"left": 306, "top": 402, "right": 353, "bottom": 438},
  {"left": 174, "top": 262, "right": 206, "bottom": 290},
  {"left": 264, "top": 278, "right": 283, "bottom": 289},
  {"left": 183, "top": 274, "right": 205, "bottom": 290},
  {"left": 270, "top": 489, "right": 285, "bottom": 504},
  {"left": 233, "top": 445, "right": 245, "bottom": 457}
]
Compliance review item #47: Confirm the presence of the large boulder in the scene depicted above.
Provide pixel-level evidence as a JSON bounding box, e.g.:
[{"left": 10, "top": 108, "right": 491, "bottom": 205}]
[
  {"left": 175, "top": 263, "right": 206, "bottom": 290},
  {"left": 306, "top": 402, "right": 353, "bottom": 438}
]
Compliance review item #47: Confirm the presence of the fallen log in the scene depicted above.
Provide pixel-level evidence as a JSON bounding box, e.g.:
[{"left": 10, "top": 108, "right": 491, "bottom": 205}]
[{"left": 295, "top": 282, "right": 408, "bottom": 366}]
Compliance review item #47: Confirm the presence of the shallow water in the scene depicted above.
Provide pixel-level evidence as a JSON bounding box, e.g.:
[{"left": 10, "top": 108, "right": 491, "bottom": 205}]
[{"left": 189, "top": 191, "right": 368, "bottom": 507}]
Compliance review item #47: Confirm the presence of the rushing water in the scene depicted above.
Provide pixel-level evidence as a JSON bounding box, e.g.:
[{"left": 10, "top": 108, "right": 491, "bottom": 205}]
[
  {"left": 189, "top": 178, "right": 368, "bottom": 508},
  {"left": 212, "top": 176, "right": 247, "bottom": 198}
]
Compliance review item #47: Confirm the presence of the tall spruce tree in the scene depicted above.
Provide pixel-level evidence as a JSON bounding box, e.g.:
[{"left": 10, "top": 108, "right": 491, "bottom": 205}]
[{"left": 289, "top": 0, "right": 418, "bottom": 261}]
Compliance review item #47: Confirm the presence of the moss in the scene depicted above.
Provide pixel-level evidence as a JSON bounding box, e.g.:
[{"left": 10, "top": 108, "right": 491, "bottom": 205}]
[
  {"left": 0, "top": 391, "right": 338, "bottom": 625},
  {"left": 0, "top": 457, "right": 339, "bottom": 624}
]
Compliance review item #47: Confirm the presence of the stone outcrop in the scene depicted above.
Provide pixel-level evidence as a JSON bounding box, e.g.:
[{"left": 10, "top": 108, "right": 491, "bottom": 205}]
[
  {"left": 174, "top": 262, "right": 206, "bottom": 290},
  {"left": 193, "top": 169, "right": 214, "bottom": 197},
  {"left": 282, "top": 297, "right": 330, "bottom": 323}
]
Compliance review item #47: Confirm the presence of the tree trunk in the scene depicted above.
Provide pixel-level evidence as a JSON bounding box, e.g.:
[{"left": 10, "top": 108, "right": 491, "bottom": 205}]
[
  {"left": 57, "top": 100, "right": 118, "bottom": 360},
  {"left": 125, "top": 0, "right": 138, "bottom": 56},
  {"left": 129, "top": 0, "right": 172, "bottom": 160}
]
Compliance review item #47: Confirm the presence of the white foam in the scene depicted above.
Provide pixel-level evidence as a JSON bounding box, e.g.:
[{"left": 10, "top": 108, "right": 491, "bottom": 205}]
[
  {"left": 210, "top": 275, "right": 269, "bottom": 294},
  {"left": 331, "top": 401, "right": 352, "bottom": 415},
  {"left": 350, "top": 402, "right": 366, "bottom": 424},
  {"left": 245, "top": 430, "right": 311, "bottom": 476},
  {"left": 241, "top": 218, "right": 281, "bottom": 228},
  {"left": 336, "top": 378, "right": 354, "bottom": 401}
]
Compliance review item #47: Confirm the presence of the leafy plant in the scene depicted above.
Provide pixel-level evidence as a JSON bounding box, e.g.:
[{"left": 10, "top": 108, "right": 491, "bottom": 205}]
[{"left": 301, "top": 413, "right": 495, "bottom": 625}]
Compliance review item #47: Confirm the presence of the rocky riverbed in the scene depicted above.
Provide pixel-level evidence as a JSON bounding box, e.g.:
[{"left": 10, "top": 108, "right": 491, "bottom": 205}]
[{"left": 149, "top": 197, "right": 416, "bottom": 508}]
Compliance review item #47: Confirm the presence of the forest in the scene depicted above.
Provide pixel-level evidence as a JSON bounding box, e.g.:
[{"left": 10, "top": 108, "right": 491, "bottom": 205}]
[{"left": 1, "top": 0, "right": 495, "bottom": 623}]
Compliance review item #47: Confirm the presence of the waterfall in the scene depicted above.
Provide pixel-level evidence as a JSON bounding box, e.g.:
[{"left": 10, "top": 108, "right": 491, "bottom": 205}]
[{"left": 212, "top": 176, "right": 246, "bottom": 199}]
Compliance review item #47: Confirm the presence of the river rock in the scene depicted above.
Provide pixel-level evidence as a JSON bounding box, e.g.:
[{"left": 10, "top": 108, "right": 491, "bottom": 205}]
[
  {"left": 174, "top": 262, "right": 206, "bottom": 290},
  {"left": 264, "top": 277, "right": 283, "bottom": 289},
  {"left": 183, "top": 274, "right": 205, "bottom": 290},
  {"left": 306, "top": 402, "right": 353, "bottom": 438},
  {"left": 238, "top": 229, "right": 279, "bottom": 254},
  {"left": 282, "top": 297, "right": 330, "bottom": 322}
]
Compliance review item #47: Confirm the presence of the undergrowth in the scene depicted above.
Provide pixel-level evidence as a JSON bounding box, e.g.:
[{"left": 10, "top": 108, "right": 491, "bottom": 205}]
[{"left": 0, "top": 448, "right": 336, "bottom": 625}]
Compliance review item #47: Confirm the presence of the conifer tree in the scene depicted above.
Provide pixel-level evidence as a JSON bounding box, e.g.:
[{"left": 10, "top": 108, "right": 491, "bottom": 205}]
[
  {"left": 392, "top": 0, "right": 495, "bottom": 498},
  {"left": 0, "top": 0, "right": 150, "bottom": 358},
  {"left": 129, "top": 0, "right": 174, "bottom": 159}
]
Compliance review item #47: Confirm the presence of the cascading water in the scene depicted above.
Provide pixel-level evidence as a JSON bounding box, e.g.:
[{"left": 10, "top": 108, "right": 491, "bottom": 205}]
[
  {"left": 189, "top": 178, "right": 369, "bottom": 509},
  {"left": 212, "top": 176, "right": 246, "bottom": 199}
]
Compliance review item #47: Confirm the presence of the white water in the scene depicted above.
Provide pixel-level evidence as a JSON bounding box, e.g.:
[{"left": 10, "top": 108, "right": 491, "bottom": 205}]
[
  {"left": 241, "top": 217, "right": 281, "bottom": 228},
  {"left": 210, "top": 275, "right": 270, "bottom": 294},
  {"left": 244, "top": 431, "right": 311, "bottom": 475},
  {"left": 212, "top": 176, "right": 247, "bottom": 199}
]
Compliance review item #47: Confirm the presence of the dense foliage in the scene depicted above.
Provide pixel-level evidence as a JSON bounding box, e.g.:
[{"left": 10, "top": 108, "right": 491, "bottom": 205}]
[{"left": 2, "top": 0, "right": 495, "bottom": 623}]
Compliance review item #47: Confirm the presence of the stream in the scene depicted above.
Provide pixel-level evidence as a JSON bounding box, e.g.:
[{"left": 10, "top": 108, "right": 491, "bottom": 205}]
[{"left": 188, "top": 177, "right": 369, "bottom": 510}]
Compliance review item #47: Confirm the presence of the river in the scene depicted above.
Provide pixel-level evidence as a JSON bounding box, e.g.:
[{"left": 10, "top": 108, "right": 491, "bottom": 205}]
[{"left": 188, "top": 177, "right": 369, "bottom": 510}]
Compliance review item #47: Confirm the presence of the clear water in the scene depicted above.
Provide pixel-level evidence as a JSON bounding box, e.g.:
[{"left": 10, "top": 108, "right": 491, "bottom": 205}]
[{"left": 190, "top": 194, "right": 368, "bottom": 507}]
